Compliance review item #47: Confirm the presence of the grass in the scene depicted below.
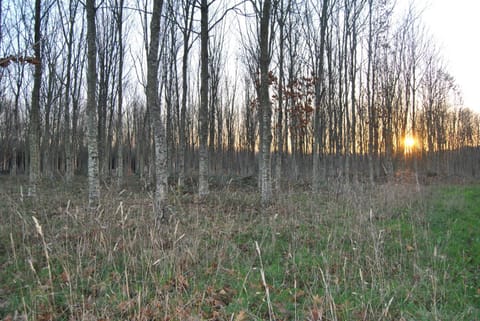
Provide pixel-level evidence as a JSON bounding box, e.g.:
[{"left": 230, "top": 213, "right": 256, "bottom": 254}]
[{"left": 0, "top": 175, "right": 479, "bottom": 320}]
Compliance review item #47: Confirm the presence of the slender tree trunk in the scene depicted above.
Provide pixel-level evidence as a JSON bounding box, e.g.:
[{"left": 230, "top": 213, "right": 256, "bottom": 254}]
[
  {"left": 11, "top": 71, "right": 23, "bottom": 176},
  {"left": 42, "top": 62, "right": 54, "bottom": 177},
  {"left": 86, "top": 0, "right": 100, "bottom": 209},
  {"left": 312, "top": 0, "right": 329, "bottom": 190},
  {"left": 71, "top": 33, "right": 84, "bottom": 176},
  {"left": 343, "top": 5, "right": 350, "bottom": 184},
  {"left": 274, "top": 0, "right": 285, "bottom": 192},
  {"left": 198, "top": 0, "right": 209, "bottom": 197},
  {"left": 367, "top": 0, "right": 375, "bottom": 185},
  {"left": 147, "top": 0, "right": 168, "bottom": 222},
  {"left": 259, "top": 0, "right": 272, "bottom": 204},
  {"left": 178, "top": 0, "right": 195, "bottom": 189},
  {"left": 116, "top": 0, "right": 124, "bottom": 186},
  {"left": 411, "top": 62, "right": 420, "bottom": 189},
  {"left": 350, "top": 5, "right": 358, "bottom": 183},
  {"left": 28, "top": 0, "right": 42, "bottom": 197},
  {"left": 62, "top": 0, "right": 77, "bottom": 182},
  {"left": 178, "top": 45, "right": 189, "bottom": 188}
]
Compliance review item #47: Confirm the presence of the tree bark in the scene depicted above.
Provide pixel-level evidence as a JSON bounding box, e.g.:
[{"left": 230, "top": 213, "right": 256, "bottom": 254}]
[
  {"left": 177, "top": 0, "right": 195, "bottom": 189},
  {"left": 198, "top": 0, "right": 209, "bottom": 197},
  {"left": 28, "top": 0, "right": 42, "bottom": 197},
  {"left": 115, "top": 0, "right": 125, "bottom": 186},
  {"left": 312, "top": 0, "right": 329, "bottom": 190},
  {"left": 259, "top": 0, "right": 272, "bottom": 204},
  {"left": 59, "top": 0, "right": 79, "bottom": 182},
  {"left": 86, "top": 0, "right": 100, "bottom": 209},
  {"left": 274, "top": 0, "right": 286, "bottom": 192},
  {"left": 147, "top": 0, "right": 168, "bottom": 222}
]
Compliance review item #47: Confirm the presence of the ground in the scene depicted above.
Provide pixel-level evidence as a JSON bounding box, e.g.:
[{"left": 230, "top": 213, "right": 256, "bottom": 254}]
[{"left": 0, "top": 175, "right": 479, "bottom": 320}]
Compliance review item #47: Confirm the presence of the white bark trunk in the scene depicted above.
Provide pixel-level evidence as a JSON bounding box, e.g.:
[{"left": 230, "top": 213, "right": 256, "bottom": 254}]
[{"left": 86, "top": 0, "right": 100, "bottom": 209}]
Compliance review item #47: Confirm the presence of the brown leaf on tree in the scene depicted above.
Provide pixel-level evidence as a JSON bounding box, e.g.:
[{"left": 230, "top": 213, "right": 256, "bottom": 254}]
[
  {"left": 0, "top": 55, "right": 41, "bottom": 68},
  {"left": 0, "top": 58, "right": 11, "bottom": 68}
]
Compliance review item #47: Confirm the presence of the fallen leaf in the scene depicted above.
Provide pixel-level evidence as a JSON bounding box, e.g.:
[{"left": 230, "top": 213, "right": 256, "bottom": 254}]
[
  {"left": 294, "top": 289, "right": 305, "bottom": 300},
  {"left": 2, "top": 315, "right": 12, "bottom": 321},
  {"left": 117, "top": 299, "right": 135, "bottom": 313},
  {"left": 176, "top": 274, "right": 189, "bottom": 291},
  {"left": 37, "top": 312, "right": 54, "bottom": 321},
  {"left": 60, "top": 270, "right": 70, "bottom": 283},
  {"left": 312, "top": 294, "right": 323, "bottom": 305},
  {"left": 234, "top": 310, "right": 248, "bottom": 321},
  {"left": 309, "top": 306, "right": 323, "bottom": 321}
]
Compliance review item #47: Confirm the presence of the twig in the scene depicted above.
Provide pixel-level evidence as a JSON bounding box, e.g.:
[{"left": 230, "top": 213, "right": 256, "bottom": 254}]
[{"left": 255, "top": 241, "right": 275, "bottom": 321}]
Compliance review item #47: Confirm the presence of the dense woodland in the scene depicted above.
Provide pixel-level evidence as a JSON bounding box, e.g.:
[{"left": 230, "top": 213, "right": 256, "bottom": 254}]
[{"left": 1, "top": 0, "right": 479, "bottom": 212}]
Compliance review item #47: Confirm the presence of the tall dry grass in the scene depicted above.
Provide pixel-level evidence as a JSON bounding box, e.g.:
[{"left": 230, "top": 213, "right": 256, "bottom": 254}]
[{"left": 0, "top": 176, "right": 477, "bottom": 320}]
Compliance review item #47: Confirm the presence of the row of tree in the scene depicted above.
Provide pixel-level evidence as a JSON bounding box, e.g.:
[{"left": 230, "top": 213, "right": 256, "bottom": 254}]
[{"left": 1, "top": 0, "right": 479, "bottom": 214}]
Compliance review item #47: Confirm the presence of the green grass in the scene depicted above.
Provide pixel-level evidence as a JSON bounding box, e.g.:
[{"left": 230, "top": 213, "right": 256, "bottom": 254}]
[{"left": 0, "top": 176, "right": 479, "bottom": 320}]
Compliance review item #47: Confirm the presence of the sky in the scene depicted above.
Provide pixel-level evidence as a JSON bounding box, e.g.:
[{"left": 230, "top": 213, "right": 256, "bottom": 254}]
[{"left": 416, "top": 0, "right": 480, "bottom": 112}]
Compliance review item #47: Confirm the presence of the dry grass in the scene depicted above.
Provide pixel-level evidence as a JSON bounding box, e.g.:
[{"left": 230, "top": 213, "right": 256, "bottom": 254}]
[{"left": 0, "top": 175, "right": 478, "bottom": 320}]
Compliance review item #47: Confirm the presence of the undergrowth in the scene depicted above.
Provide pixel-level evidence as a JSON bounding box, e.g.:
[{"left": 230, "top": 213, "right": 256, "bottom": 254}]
[{"left": 0, "top": 176, "right": 478, "bottom": 320}]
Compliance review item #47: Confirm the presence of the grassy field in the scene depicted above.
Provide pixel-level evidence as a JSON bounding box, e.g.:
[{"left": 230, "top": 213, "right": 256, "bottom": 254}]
[{"left": 0, "top": 176, "right": 479, "bottom": 320}]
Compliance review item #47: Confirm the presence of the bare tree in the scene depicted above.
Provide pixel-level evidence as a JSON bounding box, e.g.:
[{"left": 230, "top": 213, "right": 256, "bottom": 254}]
[
  {"left": 257, "top": 0, "right": 273, "bottom": 204},
  {"left": 208, "top": 27, "right": 226, "bottom": 173},
  {"left": 311, "top": 0, "right": 329, "bottom": 190},
  {"left": 366, "top": 0, "right": 377, "bottom": 184},
  {"left": 28, "top": 0, "right": 42, "bottom": 196},
  {"left": 146, "top": 0, "right": 169, "bottom": 222},
  {"left": 114, "top": 0, "right": 125, "bottom": 186},
  {"left": 96, "top": 6, "right": 117, "bottom": 178},
  {"left": 198, "top": 0, "right": 209, "bottom": 197},
  {"left": 86, "top": 0, "right": 100, "bottom": 208},
  {"left": 175, "top": 0, "right": 195, "bottom": 188},
  {"left": 273, "top": 0, "right": 288, "bottom": 191},
  {"left": 56, "top": 0, "right": 81, "bottom": 182}
]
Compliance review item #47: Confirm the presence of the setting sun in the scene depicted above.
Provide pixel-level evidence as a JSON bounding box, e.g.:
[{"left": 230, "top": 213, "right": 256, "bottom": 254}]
[{"left": 404, "top": 135, "right": 416, "bottom": 153}]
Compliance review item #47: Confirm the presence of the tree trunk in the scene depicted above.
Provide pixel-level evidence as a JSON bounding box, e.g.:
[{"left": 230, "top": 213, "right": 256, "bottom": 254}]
[
  {"left": 115, "top": 0, "right": 124, "bottom": 186},
  {"left": 86, "top": 0, "right": 100, "bottom": 209},
  {"left": 274, "top": 0, "right": 285, "bottom": 192},
  {"left": 28, "top": 0, "right": 42, "bottom": 197},
  {"left": 61, "top": 0, "right": 79, "bottom": 182},
  {"left": 147, "top": 0, "right": 168, "bottom": 222},
  {"left": 312, "top": 0, "right": 329, "bottom": 190},
  {"left": 198, "top": 0, "right": 209, "bottom": 197},
  {"left": 178, "top": 0, "right": 195, "bottom": 189},
  {"left": 367, "top": 0, "right": 375, "bottom": 185},
  {"left": 259, "top": 0, "right": 272, "bottom": 204}
]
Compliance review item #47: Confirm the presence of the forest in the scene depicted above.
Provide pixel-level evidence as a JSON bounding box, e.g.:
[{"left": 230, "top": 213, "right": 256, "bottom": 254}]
[
  {"left": 0, "top": 0, "right": 479, "bottom": 320},
  {"left": 1, "top": 0, "right": 479, "bottom": 204}
]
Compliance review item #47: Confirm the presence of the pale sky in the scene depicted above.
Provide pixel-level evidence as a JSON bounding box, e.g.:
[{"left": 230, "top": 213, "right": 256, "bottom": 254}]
[{"left": 417, "top": 0, "right": 480, "bottom": 112}]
